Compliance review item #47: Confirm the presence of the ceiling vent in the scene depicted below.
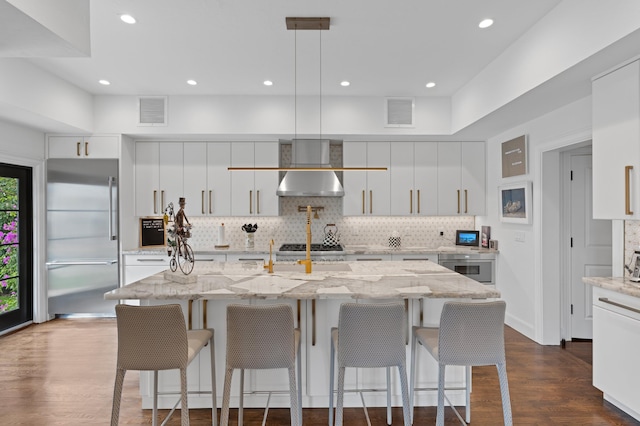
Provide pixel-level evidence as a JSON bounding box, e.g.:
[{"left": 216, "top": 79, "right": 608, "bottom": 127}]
[
  {"left": 385, "top": 97, "right": 414, "bottom": 127},
  {"left": 137, "top": 96, "right": 167, "bottom": 126}
]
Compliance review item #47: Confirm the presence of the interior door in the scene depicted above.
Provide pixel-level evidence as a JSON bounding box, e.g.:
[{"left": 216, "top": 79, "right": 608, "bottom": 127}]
[{"left": 570, "top": 153, "right": 612, "bottom": 339}]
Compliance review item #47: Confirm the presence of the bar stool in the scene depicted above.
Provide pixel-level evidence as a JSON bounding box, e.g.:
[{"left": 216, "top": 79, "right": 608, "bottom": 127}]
[
  {"left": 329, "top": 302, "right": 411, "bottom": 426},
  {"left": 110, "top": 303, "right": 217, "bottom": 426},
  {"left": 220, "top": 304, "right": 302, "bottom": 426},
  {"left": 410, "top": 300, "right": 512, "bottom": 426}
]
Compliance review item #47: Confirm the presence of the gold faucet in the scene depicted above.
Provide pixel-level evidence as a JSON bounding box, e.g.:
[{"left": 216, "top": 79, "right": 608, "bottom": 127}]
[
  {"left": 297, "top": 205, "right": 312, "bottom": 274},
  {"left": 264, "top": 239, "right": 274, "bottom": 273}
]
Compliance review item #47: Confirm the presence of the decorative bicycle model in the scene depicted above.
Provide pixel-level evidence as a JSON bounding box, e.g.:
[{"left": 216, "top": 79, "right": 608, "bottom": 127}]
[{"left": 164, "top": 202, "right": 195, "bottom": 275}]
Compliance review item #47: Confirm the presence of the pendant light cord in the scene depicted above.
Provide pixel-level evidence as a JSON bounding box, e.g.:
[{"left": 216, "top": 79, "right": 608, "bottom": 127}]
[
  {"left": 294, "top": 27, "right": 297, "bottom": 141},
  {"left": 319, "top": 26, "right": 322, "bottom": 141}
]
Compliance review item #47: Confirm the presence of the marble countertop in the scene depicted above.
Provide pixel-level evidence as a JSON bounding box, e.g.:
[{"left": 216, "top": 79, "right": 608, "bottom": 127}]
[
  {"left": 105, "top": 260, "right": 500, "bottom": 301},
  {"left": 583, "top": 276, "right": 640, "bottom": 298},
  {"left": 123, "top": 245, "right": 498, "bottom": 256}
]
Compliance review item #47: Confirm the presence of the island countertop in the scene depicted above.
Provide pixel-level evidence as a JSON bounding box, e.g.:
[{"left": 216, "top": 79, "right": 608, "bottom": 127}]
[{"left": 105, "top": 260, "right": 500, "bottom": 301}]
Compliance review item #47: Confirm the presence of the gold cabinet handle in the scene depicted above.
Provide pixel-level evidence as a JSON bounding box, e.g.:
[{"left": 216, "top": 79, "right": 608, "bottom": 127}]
[
  {"left": 201, "top": 190, "right": 205, "bottom": 214},
  {"left": 410, "top": 189, "right": 413, "bottom": 214},
  {"left": 257, "top": 190, "right": 260, "bottom": 214},
  {"left": 296, "top": 300, "right": 301, "bottom": 329},
  {"left": 209, "top": 190, "right": 212, "bottom": 214},
  {"left": 153, "top": 190, "right": 158, "bottom": 214},
  {"left": 161, "top": 190, "right": 165, "bottom": 212},
  {"left": 85, "top": 142, "right": 89, "bottom": 156},
  {"left": 188, "top": 300, "right": 193, "bottom": 330},
  {"left": 417, "top": 189, "right": 421, "bottom": 214},
  {"left": 405, "top": 299, "right": 409, "bottom": 345},
  {"left": 457, "top": 189, "right": 461, "bottom": 214},
  {"left": 464, "top": 189, "right": 468, "bottom": 214},
  {"left": 249, "top": 190, "right": 253, "bottom": 214},
  {"left": 369, "top": 190, "right": 373, "bottom": 214},
  {"left": 626, "top": 165, "right": 634, "bottom": 215},
  {"left": 203, "top": 299, "right": 208, "bottom": 329},
  {"left": 76, "top": 142, "right": 81, "bottom": 157},
  {"left": 362, "top": 190, "right": 365, "bottom": 214}
]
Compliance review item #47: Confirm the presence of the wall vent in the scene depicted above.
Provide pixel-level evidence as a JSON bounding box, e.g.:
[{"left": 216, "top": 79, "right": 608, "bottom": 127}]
[
  {"left": 385, "top": 97, "right": 414, "bottom": 127},
  {"left": 137, "top": 96, "right": 167, "bottom": 126}
]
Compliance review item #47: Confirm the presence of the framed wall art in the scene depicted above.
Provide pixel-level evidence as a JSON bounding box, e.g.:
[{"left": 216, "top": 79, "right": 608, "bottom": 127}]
[
  {"left": 499, "top": 181, "right": 532, "bottom": 224},
  {"left": 501, "top": 135, "right": 527, "bottom": 178}
]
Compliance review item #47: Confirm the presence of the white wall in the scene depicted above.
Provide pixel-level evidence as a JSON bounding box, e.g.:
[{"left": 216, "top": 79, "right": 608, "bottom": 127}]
[
  {"left": 92, "top": 94, "right": 452, "bottom": 138},
  {"left": 478, "top": 96, "right": 592, "bottom": 343}
]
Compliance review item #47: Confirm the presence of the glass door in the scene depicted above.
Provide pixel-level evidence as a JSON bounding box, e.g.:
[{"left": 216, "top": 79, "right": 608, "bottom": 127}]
[{"left": 0, "top": 163, "right": 33, "bottom": 332}]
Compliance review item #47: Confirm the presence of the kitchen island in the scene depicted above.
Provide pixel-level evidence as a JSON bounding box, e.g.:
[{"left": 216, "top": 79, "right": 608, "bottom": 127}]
[{"left": 106, "top": 260, "right": 499, "bottom": 410}]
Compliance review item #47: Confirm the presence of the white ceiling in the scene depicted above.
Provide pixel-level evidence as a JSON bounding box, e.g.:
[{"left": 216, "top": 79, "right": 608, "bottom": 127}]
[{"left": 22, "top": 0, "right": 564, "bottom": 97}]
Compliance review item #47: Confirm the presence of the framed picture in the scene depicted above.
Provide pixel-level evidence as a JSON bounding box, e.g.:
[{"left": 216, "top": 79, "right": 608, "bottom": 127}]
[
  {"left": 501, "top": 135, "right": 527, "bottom": 178},
  {"left": 499, "top": 182, "right": 532, "bottom": 224}
]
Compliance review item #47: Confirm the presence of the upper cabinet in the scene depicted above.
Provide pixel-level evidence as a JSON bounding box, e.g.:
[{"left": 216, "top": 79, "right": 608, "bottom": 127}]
[
  {"left": 183, "top": 142, "right": 231, "bottom": 217},
  {"left": 592, "top": 60, "right": 640, "bottom": 219},
  {"left": 135, "top": 142, "right": 183, "bottom": 216},
  {"left": 390, "top": 142, "right": 438, "bottom": 216},
  {"left": 437, "top": 142, "right": 485, "bottom": 216},
  {"left": 230, "top": 142, "right": 279, "bottom": 216},
  {"left": 343, "top": 141, "right": 390, "bottom": 216},
  {"left": 48, "top": 135, "right": 119, "bottom": 159}
]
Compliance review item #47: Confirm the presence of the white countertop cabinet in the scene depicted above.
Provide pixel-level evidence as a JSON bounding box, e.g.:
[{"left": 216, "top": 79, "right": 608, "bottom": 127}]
[
  {"left": 592, "top": 60, "right": 640, "bottom": 219},
  {"left": 390, "top": 142, "right": 438, "bottom": 216},
  {"left": 592, "top": 286, "right": 640, "bottom": 421},
  {"left": 343, "top": 141, "right": 391, "bottom": 216},
  {"left": 437, "top": 142, "right": 486, "bottom": 216},
  {"left": 230, "top": 142, "right": 279, "bottom": 216}
]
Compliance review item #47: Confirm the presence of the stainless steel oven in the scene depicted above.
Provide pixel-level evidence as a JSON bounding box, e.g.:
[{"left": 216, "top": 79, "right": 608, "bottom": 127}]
[{"left": 438, "top": 253, "right": 495, "bottom": 284}]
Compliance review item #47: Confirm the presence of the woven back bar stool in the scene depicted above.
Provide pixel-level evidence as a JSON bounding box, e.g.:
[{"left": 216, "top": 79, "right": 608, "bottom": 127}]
[
  {"left": 220, "top": 304, "right": 302, "bottom": 426},
  {"left": 110, "top": 303, "right": 217, "bottom": 426},
  {"left": 410, "top": 300, "right": 512, "bottom": 426},
  {"left": 329, "top": 302, "right": 411, "bottom": 426}
]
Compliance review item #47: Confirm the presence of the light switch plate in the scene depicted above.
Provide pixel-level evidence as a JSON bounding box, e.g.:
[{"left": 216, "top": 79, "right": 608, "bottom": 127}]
[{"left": 515, "top": 231, "right": 525, "bottom": 242}]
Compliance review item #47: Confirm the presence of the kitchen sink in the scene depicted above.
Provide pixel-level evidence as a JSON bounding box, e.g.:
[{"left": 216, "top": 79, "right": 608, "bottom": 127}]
[{"left": 272, "top": 263, "right": 352, "bottom": 273}]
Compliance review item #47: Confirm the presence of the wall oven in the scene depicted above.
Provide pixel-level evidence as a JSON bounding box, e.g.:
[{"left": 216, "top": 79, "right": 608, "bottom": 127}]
[{"left": 438, "top": 253, "right": 495, "bottom": 285}]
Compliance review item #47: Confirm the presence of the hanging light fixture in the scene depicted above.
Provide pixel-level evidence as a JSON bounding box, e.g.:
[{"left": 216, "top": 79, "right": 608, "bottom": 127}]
[{"left": 229, "top": 17, "right": 386, "bottom": 175}]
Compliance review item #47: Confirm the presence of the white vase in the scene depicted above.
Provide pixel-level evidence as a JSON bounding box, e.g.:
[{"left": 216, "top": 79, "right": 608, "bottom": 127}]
[{"left": 245, "top": 232, "right": 255, "bottom": 249}]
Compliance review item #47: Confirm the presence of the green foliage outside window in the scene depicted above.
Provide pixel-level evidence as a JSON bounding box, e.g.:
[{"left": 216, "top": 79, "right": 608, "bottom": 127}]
[{"left": 0, "top": 177, "right": 19, "bottom": 313}]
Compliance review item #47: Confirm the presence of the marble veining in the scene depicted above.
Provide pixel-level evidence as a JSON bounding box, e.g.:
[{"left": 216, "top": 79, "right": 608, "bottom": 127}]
[
  {"left": 583, "top": 276, "right": 640, "bottom": 298},
  {"left": 106, "top": 260, "right": 500, "bottom": 301}
]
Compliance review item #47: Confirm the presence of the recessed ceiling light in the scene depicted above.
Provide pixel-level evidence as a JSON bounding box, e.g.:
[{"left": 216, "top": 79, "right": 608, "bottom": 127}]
[
  {"left": 99, "top": 80, "right": 111, "bottom": 86},
  {"left": 425, "top": 82, "right": 436, "bottom": 88},
  {"left": 340, "top": 81, "right": 350, "bottom": 87},
  {"left": 479, "top": 18, "right": 493, "bottom": 29},
  {"left": 187, "top": 80, "right": 197, "bottom": 86},
  {"left": 120, "top": 14, "right": 136, "bottom": 24},
  {"left": 263, "top": 80, "right": 273, "bottom": 86}
]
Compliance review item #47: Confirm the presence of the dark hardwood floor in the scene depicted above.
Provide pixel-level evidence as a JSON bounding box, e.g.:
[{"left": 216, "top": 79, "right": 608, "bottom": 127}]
[{"left": 0, "top": 319, "right": 637, "bottom": 425}]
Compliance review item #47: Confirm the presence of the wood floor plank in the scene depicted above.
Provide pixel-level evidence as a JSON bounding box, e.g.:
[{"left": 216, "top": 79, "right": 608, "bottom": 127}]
[{"left": 0, "top": 319, "right": 637, "bottom": 425}]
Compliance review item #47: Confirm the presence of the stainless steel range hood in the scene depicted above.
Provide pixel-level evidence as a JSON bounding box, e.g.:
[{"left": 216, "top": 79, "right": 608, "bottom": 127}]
[{"left": 277, "top": 139, "right": 344, "bottom": 197}]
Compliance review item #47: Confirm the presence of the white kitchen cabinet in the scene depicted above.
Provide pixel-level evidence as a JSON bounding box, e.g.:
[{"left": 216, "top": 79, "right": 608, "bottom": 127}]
[
  {"left": 592, "top": 60, "right": 640, "bottom": 219},
  {"left": 343, "top": 141, "right": 390, "bottom": 216},
  {"left": 230, "top": 142, "right": 279, "bottom": 216},
  {"left": 437, "top": 142, "right": 485, "bottom": 216},
  {"left": 183, "top": 142, "right": 232, "bottom": 217},
  {"left": 390, "top": 142, "right": 438, "bottom": 216},
  {"left": 48, "top": 135, "right": 119, "bottom": 158},
  {"left": 135, "top": 142, "right": 183, "bottom": 216},
  {"left": 592, "top": 286, "right": 640, "bottom": 421},
  {"left": 123, "top": 254, "right": 170, "bottom": 285}
]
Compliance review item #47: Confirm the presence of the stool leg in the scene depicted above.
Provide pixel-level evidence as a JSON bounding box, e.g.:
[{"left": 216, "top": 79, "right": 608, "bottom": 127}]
[
  {"left": 329, "top": 339, "right": 335, "bottom": 426},
  {"left": 436, "top": 364, "right": 445, "bottom": 426},
  {"left": 110, "top": 368, "right": 126, "bottom": 426},
  {"left": 220, "top": 368, "right": 234, "bottom": 426},
  {"left": 336, "top": 366, "right": 346, "bottom": 426},
  {"left": 398, "top": 363, "right": 411, "bottom": 426},
  {"left": 409, "top": 329, "right": 417, "bottom": 425},
  {"left": 209, "top": 336, "right": 217, "bottom": 426},
  {"left": 297, "top": 344, "right": 302, "bottom": 425},
  {"left": 497, "top": 363, "right": 512, "bottom": 426},
  {"left": 239, "top": 369, "right": 245, "bottom": 426},
  {"left": 153, "top": 371, "right": 159, "bottom": 426},
  {"left": 288, "top": 366, "right": 300, "bottom": 426},
  {"left": 180, "top": 367, "right": 189, "bottom": 425},
  {"left": 386, "top": 367, "right": 392, "bottom": 425},
  {"left": 466, "top": 365, "right": 471, "bottom": 423}
]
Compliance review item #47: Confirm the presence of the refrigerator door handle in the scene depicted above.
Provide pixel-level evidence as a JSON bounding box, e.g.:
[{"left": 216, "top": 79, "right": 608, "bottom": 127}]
[
  {"left": 46, "top": 260, "right": 118, "bottom": 268},
  {"left": 108, "top": 176, "right": 117, "bottom": 240}
]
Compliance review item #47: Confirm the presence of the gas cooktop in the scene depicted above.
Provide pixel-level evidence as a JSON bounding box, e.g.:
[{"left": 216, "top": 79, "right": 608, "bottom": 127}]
[{"left": 279, "top": 243, "right": 344, "bottom": 252}]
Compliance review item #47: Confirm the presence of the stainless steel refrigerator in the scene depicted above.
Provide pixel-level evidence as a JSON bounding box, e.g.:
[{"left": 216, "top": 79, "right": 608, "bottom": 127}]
[{"left": 46, "top": 159, "right": 119, "bottom": 316}]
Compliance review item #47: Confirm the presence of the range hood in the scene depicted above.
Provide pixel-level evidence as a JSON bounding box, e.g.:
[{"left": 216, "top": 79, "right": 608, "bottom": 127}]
[{"left": 277, "top": 139, "right": 344, "bottom": 197}]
